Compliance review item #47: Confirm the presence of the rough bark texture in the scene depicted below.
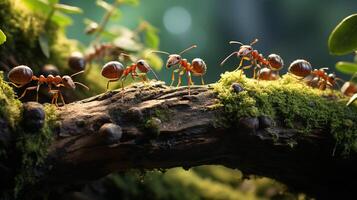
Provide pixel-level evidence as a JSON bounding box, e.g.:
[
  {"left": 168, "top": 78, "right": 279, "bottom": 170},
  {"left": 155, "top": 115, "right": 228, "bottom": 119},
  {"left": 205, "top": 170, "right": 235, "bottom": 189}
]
[{"left": 3, "top": 81, "right": 356, "bottom": 199}]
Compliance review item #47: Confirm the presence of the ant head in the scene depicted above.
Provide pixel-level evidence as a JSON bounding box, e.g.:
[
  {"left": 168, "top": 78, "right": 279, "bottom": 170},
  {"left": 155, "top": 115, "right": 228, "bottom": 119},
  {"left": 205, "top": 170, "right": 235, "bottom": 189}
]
[
  {"left": 62, "top": 75, "right": 76, "bottom": 89},
  {"left": 231, "top": 39, "right": 258, "bottom": 57},
  {"left": 136, "top": 59, "right": 150, "bottom": 73},
  {"left": 166, "top": 54, "right": 181, "bottom": 68},
  {"left": 149, "top": 45, "right": 197, "bottom": 68},
  {"left": 237, "top": 45, "right": 254, "bottom": 57}
]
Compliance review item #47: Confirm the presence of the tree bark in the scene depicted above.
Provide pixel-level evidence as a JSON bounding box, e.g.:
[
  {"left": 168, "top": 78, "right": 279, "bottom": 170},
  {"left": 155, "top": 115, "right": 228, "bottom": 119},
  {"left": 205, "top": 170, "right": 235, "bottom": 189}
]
[{"left": 4, "top": 81, "right": 356, "bottom": 199}]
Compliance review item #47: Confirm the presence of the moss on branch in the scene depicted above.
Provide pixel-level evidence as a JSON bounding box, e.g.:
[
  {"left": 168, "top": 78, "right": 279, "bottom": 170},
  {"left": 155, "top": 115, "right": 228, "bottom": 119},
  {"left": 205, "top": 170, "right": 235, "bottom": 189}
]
[{"left": 214, "top": 71, "right": 357, "bottom": 154}]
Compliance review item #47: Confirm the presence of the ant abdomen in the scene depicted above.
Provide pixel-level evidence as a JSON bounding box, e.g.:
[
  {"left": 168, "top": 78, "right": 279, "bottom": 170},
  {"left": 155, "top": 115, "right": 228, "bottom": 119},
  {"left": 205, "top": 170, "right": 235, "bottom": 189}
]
[
  {"left": 267, "top": 54, "right": 284, "bottom": 70},
  {"left": 8, "top": 65, "right": 33, "bottom": 85},
  {"left": 288, "top": 59, "right": 312, "bottom": 77},
  {"left": 191, "top": 58, "right": 207, "bottom": 76},
  {"left": 101, "top": 61, "right": 124, "bottom": 79}
]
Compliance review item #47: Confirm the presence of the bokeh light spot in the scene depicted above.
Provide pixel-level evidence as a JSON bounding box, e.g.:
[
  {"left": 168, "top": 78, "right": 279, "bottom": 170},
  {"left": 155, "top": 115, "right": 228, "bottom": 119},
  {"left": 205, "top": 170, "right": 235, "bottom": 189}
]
[{"left": 163, "top": 6, "right": 192, "bottom": 34}]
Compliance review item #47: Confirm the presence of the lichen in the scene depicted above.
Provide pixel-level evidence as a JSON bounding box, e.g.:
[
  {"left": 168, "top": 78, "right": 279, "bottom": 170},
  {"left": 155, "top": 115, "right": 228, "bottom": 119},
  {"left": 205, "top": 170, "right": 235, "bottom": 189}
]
[
  {"left": 214, "top": 70, "right": 357, "bottom": 154},
  {"left": 14, "top": 104, "right": 58, "bottom": 198}
]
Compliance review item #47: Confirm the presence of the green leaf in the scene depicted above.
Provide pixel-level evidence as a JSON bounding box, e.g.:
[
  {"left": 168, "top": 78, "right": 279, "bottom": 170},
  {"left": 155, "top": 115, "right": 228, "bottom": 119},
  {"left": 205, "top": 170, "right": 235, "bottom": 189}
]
[
  {"left": 347, "top": 93, "right": 357, "bottom": 106},
  {"left": 0, "top": 29, "right": 6, "bottom": 45},
  {"left": 51, "top": 12, "right": 73, "bottom": 27},
  {"left": 328, "top": 14, "right": 357, "bottom": 55},
  {"left": 119, "top": 0, "right": 140, "bottom": 6},
  {"left": 54, "top": 4, "right": 83, "bottom": 14},
  {"left": 22, "top": 0, "right": 51, "bottom": 13},
  {"left": 336, "top": 61, "right": 357, "bottom": 74},
  {"left": 39, "top": 33, "right": 50, "bottom": 58},
  {"left": 143, "top": 50, "right": 163, "bottom": 71},
  {"left": 96, "top": 0, "right": 114, "bottom": 11},
  {"left": 145, "top": 28, "right": 159, "bottom": 49}
]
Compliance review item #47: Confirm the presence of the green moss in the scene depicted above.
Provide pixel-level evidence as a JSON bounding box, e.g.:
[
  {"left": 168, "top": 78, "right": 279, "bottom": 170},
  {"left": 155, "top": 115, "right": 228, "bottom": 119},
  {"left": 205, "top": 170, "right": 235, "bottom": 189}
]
[
  {"left": 144, "top": 117, "right": 161, "bottom": 138},
  {"left": 214, "top": 71, "right": 357, "bottom": 154},
  {"left": 14, "top": 104, "right": 58, "bottom": 198},
  {"left": 0, "top": 0, "right": 77, "bottom": 73},
  {"left": 0, "top": 72, "right": 21, "bottom": 128}
]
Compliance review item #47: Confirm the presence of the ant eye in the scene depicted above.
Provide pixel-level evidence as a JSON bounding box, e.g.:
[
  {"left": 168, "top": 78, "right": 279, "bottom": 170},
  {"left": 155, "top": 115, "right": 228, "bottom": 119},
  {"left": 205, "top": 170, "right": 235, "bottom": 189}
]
[{"left": 176, "top": 56, "right": 180, "bottom": 60}]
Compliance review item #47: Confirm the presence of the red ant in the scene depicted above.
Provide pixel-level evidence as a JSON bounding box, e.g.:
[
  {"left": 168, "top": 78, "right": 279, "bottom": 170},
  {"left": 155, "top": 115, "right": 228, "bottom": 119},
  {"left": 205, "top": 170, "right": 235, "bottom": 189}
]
[
  {"left": 101, "top": 54, "right": 159, "bottom": 91},
  {"left": 150, "top": 45, "right": 207, "bottom": 95},
  {"left": 220, "top": 39, "right": 284, "bottom": 79},
  {"left": 7, "top": 65, "right": 89, "bottom": 106},
  {"left": 288, "top": 59, "right": 343, "bottom": 90}
]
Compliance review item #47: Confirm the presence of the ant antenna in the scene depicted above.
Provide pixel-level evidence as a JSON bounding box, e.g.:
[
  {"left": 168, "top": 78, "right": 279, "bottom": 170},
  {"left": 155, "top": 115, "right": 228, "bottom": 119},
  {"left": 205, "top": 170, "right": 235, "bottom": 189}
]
[
  {"left": 150, "top": 69, "right": 159, "bottom": 80},
  {"left": 149, "top": 50, "right": 170, "bottom": 56},
  {"left": 70, "top": 70, "right": 85, "bottom": 77},
  {"left": 229, "top": 41, "right": 244, "bottom": 46},
  {"left": 74, "top": 82, "right": 90, "bottom": 90},
  {"left": 250, "top": 38, "right": 259, "bottom": 46},
  {"left": 220, "top": 51, "right": 238, "bottom": 66},
  {"left": 179, "top": 45, "right": 197, "bottom": 55}
]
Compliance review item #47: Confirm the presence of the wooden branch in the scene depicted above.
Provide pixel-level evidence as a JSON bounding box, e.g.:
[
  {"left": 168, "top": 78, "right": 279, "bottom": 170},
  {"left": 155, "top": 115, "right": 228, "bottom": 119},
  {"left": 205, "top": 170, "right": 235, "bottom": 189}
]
[{"left": 4, "top": 81, "right": 356, "bottom": 199}]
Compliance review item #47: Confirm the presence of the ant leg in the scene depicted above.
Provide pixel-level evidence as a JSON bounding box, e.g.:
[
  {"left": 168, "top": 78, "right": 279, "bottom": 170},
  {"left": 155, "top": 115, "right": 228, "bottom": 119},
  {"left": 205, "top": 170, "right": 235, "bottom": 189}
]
[
  {"left": 35, "top": 83, "right": 41, "bottom": 102},
  {"left": 106, "top": 78, "right": 120, "bottom": 91},
  {"left": 18, "top": 86, "right": 38, "bottom": 100},
  {"left": 177, "top": 70, "right": 184, "bottom": 87},
  {"left": 201, "top": 76, "right": 205, "bottom": 85},
  {"left": 186, "top": 71, "right": 192, "bottom": 95},
  {"left": 7, "top": 82, "right": 25, "bottom": 88},
  {"left": 234, "top": 58, "right": 244, "bottom": 72},
  {"left": 59, "top": 91, "right": 66, "bottom": 106},
  {"left": 170, "top": 70, "right": 176, "bottom": 87}
]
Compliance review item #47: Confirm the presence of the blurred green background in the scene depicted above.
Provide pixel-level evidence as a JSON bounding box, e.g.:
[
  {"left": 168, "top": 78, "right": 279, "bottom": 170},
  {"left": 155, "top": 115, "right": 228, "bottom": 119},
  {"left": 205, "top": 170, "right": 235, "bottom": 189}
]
[{"left": 62, "top": 0, "right": 357, "bottom": 84}]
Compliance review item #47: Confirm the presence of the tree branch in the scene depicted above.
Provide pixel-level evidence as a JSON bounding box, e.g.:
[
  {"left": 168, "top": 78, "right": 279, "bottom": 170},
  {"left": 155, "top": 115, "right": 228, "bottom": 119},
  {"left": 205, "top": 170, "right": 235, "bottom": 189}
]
[{"left": 3, "top": 81, "right": 356, "bottom": 199}]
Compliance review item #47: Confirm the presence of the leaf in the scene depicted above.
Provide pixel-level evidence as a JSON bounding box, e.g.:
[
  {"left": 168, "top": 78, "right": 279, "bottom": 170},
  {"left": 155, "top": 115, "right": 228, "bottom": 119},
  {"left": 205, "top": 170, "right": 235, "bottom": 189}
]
[
  {"left": 119, "top": 0, "right": 140, "bottom": 6},
  {"left": 145, "top": 28, "right": 159, "bottom": 49},
  {"left": 328, "top": 14, "right": 357, "bottom": 55},
  {"left": 51, "top": 12, "right": 73, "bottom": 27},
  {"left": 114, "top": 36, "right": 142, "bottom": 52},
  {"left": 336, "top": 61, "right": 357, "bottom": 74},
  {"left": 22, "top": 0, "right": 51, "bottom": 13},
  {"left": 347, "top": 93, "right": 357, "bottom": 106},
  {"left": 54, "top": 4, "right": 83, "bottom": 14},
  {"left": 143, "top": 50, "right": 163, "bottom": 71},
  {"left": 39, "top": 32, "right": 50, "bottom": 58},
  {"left": 0, "top": 29, "right": 6, "bottom": 45},
  {"left": 96, "top": 0, "right": 114, "bottom": 11}
]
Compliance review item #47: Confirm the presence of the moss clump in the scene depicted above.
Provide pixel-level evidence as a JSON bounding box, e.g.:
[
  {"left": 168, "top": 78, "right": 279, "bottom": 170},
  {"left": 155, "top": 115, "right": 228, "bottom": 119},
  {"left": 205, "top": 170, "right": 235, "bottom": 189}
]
[
  {"left": 0, "top": 0, "right": 78, "bottom": 73},
  {"left": 14, "top": 104, "right": 58, "bottom": 198},
  {"left": 144, "top": 117, "right": 161, "bottom": 138},
  {"left": 214, "top": 71, "right": 357, "bottom": 154},
  {"left": 0, "top": 72, "right": 21, "bottom": 127}
]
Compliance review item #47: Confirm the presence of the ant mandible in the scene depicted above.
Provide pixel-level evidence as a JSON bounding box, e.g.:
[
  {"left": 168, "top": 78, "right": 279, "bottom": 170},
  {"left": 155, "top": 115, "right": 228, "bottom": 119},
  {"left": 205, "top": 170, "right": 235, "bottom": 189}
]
[
  {"left": 7, "top": 65, "right": 89, "bottom": 106},
  {"left": 288, "top": 59, "right": 343, "bottom": 90},
  {"left": 150, "top": 45, "right": 207, "bottom": 95},
  {"left": 101, "top": 54, "right": 159, "bottom": 91},
  {"left": 220, "top": 39, "right": 284, "bottom": 79}
]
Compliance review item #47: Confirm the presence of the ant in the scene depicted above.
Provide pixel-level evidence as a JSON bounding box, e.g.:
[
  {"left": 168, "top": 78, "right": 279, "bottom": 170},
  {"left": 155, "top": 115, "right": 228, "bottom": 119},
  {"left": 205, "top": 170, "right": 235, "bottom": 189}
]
[
  {"left": 101, "top": 54, "right": 159, "bottom": 91},
  {"left": 220, "top": 39, "right": 284, "bottom": 79},
  {"left": 7, "top": 65, "right": 89, "bottom": 106},
  {"left": 288, "top": 59, "right": 343, "bottom": 90},
  {"left": 150, "top": 45, "right": 207, "bottom": 95}
]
